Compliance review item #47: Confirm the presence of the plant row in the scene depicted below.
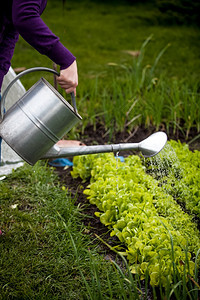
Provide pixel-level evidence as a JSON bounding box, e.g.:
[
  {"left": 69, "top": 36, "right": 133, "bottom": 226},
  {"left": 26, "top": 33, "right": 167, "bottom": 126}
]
[{"left": 71, "top": 142, "right": 200, "bottom": 287}]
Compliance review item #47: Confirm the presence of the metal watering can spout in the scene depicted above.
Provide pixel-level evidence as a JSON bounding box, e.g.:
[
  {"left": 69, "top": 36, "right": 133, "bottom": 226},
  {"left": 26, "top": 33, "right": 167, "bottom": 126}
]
[{"left": 42, "top": 132, "right": 167, "bottom": 159}]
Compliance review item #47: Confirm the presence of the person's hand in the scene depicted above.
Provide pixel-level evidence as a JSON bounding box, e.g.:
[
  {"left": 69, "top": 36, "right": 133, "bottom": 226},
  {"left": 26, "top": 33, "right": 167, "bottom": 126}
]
[{"left": 56, "top": 60, "right": 78, "bottom": 95}]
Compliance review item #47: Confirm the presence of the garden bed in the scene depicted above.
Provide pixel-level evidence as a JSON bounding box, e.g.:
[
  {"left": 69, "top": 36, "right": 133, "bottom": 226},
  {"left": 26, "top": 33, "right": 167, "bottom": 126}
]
[{"left": 54, "top": 124, "right": 200, "bottom": 279}]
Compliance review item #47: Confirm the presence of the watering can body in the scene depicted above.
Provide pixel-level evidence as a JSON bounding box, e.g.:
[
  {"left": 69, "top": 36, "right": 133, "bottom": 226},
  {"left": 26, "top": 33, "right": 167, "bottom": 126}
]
[{"left": 0, "top": 67, "right": 82, "bottom": 165}]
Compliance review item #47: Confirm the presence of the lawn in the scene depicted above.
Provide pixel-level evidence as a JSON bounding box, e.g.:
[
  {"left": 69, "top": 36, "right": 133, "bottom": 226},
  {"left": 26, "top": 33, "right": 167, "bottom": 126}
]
[{"left": 12, "top": 0, "right": 200, "bottom": 83}]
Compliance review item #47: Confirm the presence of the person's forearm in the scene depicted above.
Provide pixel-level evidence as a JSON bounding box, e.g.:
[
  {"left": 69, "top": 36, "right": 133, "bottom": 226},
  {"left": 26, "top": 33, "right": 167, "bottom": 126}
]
[{"left": 12, "top": 0, "right": 76, "bottom": 70}]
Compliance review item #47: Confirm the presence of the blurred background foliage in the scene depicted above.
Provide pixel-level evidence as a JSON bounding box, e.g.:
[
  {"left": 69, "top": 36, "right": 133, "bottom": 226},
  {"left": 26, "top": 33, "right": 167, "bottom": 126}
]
[
  {"left": 60, "top": 0, "right": 200, "bottom": 26},
  {"left": 156, "top": 0, "right": 200, "bottom": 26}
]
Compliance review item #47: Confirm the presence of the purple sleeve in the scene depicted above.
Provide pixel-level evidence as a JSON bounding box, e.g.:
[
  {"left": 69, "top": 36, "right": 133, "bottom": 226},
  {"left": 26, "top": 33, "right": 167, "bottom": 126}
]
[
  {"left": 12, "top": 0, "right": 76, "bottom": 70},
  {"left": 0, "top": 26, "right": 19, "bottom": 89}
]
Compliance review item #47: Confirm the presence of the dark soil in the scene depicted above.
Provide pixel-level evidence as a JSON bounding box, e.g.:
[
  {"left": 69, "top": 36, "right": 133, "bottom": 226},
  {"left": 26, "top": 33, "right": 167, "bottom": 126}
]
[{"left": 53, "top": 123, "right": 200, "bottom": 298}]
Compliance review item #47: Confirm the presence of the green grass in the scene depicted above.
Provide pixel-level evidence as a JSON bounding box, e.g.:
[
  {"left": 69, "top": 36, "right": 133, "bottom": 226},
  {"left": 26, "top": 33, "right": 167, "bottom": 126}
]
[
  {"left": 9, "top": 0, "right": 200, "bottom": 138},
  {"left": 12, "top": 0, "right": 200, "bottom": 82},
  {"left": 0, "top": 163, "right": 86, "bottom": 299}
]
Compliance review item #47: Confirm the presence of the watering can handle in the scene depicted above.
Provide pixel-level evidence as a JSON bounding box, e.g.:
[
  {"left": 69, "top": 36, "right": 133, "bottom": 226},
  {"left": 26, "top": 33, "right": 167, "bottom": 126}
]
[{"left": 0, "top": 67, "right": 77, "bottom": 120}]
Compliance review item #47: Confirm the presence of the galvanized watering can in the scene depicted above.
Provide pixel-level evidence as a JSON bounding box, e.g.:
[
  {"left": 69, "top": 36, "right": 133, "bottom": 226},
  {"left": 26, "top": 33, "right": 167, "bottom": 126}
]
[
  {"left": 0, "top": 67, "right": 82, "bottom": 165},
  {"left": 0, "top": 67, "right": 167, "bottom": 166}
]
